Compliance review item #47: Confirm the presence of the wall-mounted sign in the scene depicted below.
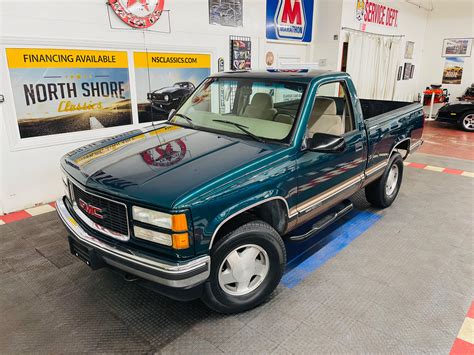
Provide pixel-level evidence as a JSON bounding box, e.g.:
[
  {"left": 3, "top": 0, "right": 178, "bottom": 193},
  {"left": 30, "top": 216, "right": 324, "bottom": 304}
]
[
  {"left": 442, "top": 38, "right": 472, "bottom": 57},
  {"left": 230, "top": 36, "right": 251, "bottom": 70},
  {"left": 209, "top": 0, "right": 243, "bottom": 27},
  {"left": 404, "top": 41, "right": 414, "bottom": 59},
  {"left": 218, "top": 57, "right": 225, "bottom": 72},
  {"left": 355, "top": 0, "right": 398, "bottom": 28},
  {"left": 108, "top": 0, "right": 165, "bottom": 29},
  {"left": 265, "top": 51, "right": 275, "bottom": 67},
  {"left": 6, "top": 48, "right": 132, "bottom": 139},
  {"left": 442, "top": 57, "right": 464, "bottom": 85},
  {"left": 266, "top": 0, "right": 314, "bottom": 43},
  {"left": 134, "top": 52, "right": 211, "bottom": 123}
]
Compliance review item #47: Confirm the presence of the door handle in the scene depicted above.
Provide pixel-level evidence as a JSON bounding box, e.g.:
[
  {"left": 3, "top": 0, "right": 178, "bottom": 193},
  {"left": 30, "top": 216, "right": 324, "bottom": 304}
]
[{"left": 355, "top": 142, "right": 363, "bottom": 152}]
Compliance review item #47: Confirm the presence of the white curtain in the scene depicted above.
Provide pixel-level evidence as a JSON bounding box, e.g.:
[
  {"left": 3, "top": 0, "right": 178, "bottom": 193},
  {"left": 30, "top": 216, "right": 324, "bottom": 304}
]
[{"left": 346, "top": 31, "right": 401, "bottom": 100}]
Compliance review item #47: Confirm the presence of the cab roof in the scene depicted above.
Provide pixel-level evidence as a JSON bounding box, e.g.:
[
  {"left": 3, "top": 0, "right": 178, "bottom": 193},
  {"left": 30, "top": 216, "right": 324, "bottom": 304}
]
[{"left": 210, "top": 69, "right": 348, "bottom": 84}]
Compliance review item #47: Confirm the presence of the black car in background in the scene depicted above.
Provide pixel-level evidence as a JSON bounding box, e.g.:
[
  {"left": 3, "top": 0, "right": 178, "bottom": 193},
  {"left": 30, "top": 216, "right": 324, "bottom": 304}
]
[
  {"left": 147, "top": 82, "right": 196, "bottom": 113},
  {"left": 436, "top": 100, "right": 474, "bottom": 131}
]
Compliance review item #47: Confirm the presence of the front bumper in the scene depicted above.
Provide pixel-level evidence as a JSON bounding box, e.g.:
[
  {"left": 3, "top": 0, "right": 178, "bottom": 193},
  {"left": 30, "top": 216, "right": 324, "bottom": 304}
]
[{"left": 56, "top": 198, "right": 210, "bottom": 290}]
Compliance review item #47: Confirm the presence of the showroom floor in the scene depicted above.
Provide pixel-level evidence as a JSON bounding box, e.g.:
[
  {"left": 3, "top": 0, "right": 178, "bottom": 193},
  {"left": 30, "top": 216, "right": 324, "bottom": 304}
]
[{"left": 1, "top": 124, "right": 473, "bottom": 353}]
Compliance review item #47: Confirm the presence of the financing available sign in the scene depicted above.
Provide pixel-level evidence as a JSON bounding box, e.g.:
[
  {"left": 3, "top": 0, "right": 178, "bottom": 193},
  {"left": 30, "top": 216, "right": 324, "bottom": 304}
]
[
  {"left": 6, "top": 48, "right": 132, "bottom": 138},
  {"left": 266, "top": 0, "right": 313, "bottom": 43}
]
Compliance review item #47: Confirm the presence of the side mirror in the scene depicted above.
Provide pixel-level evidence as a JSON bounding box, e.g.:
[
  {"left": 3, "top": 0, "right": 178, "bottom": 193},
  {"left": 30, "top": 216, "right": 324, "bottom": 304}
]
[
  {"left": 309, "top": 133, "right": 346, "bottom": 153},
  {"left": 168, "top": 109, "right": 176, "bottom": 120}
]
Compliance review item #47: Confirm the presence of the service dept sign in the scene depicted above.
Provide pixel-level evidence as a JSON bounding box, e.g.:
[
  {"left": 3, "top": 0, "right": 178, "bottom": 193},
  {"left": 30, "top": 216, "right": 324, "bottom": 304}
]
[
  {"left": 266, "top": 0, "right": 313, "bottom": 43},
  {"left": 355, "top": 0, "right": 399, "bottom": 28},
  {"left": 108, "top": 0, "right": 165, "bottom": 29}
]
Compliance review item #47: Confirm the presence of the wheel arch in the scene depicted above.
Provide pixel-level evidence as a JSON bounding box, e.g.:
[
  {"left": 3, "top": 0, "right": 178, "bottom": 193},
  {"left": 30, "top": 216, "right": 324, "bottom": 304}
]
[
  {"left": 389, "top": 137, "right": 411, "bottom": 160},
  {"left": 208, "top": 196, "right": 290, "bottom": 250}
]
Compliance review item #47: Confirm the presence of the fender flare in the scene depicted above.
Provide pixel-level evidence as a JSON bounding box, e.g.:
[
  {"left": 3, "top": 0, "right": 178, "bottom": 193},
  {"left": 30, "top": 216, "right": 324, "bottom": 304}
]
[{"left": 207, "top": 194, "right": 290, "bottom": 250}]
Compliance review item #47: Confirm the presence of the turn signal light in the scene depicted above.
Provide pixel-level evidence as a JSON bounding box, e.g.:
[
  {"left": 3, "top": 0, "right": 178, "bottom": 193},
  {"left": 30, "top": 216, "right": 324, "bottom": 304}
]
[
  {"left": 172, "top": 214, "right": 188, "bottom": 232},
  {"left": 172, "top": 233, "right": 190, "bottom": 249}
]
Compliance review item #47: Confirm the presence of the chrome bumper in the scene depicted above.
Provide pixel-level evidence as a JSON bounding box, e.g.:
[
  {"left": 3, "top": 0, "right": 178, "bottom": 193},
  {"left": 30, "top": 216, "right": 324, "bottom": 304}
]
[{"left": 56, "top": 198, "right": 210, "bottom": 288}]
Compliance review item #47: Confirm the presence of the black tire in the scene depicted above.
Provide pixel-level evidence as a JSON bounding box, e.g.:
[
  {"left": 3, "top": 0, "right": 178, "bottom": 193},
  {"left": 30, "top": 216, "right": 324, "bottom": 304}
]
[
  {"left": 365, "top": 153, "right": 404, "bottom": 208},
  {"left": 458, "top": 112, "right": 474, "bottom": 132},
  {"left": 201, "top": 220, "right": 286, "bottom": 313}
]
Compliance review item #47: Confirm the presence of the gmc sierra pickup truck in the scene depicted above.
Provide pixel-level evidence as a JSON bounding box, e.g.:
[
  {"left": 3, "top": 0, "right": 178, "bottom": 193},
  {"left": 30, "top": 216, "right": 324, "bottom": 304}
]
[{"left": 57, "top": 70, "right": 423, "bottom": 313}]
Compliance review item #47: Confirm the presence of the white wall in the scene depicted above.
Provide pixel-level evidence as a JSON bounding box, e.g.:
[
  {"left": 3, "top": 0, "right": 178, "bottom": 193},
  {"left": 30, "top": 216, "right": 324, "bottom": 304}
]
[
  {"left": 419, "top": 0, "right": 474, "bottom": 100},
  {"left": 338, "top": 0, "right": 429, "bottom": 101},
  {"left": 0, "top": 0, "right": 314, "bottom": 214},
  {"left": 310, "top": 0, "right": 344, "bottom": 70}
]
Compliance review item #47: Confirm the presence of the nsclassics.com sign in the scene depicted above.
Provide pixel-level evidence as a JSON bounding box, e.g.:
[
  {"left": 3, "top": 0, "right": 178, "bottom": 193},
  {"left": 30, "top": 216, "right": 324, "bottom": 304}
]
[{"left": 266, "top": 0, "right": 314, "bottom": 43}]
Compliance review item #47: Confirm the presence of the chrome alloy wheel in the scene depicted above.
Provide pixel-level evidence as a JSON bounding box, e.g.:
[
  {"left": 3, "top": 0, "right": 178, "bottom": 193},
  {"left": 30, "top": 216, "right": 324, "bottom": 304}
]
[
  {"left": 385, "top": 164, "right": 399, "bottom": 196},
  {"left": 462, "top": 114, "right": 474, "bottom": 131},
  {"left": 218, "top": 244, "right": 270, "bottom": 296}
]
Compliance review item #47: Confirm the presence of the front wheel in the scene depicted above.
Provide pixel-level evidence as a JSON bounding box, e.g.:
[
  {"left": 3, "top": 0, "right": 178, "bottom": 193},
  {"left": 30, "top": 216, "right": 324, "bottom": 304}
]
[
  {"left": 365, "top": 153, "right": 404, "bottom": 208},
  {"left": 459, "top": 112, "right": 474, "bottom": 132},
  {"left": 201, "top": 221, "right": 286, "bottom": 313}
]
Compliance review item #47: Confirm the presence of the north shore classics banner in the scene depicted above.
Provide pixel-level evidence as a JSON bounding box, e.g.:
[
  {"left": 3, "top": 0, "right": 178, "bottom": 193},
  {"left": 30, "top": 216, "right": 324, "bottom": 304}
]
[{"left": 6, "top": 48, "right": 133, "bottom": 138}]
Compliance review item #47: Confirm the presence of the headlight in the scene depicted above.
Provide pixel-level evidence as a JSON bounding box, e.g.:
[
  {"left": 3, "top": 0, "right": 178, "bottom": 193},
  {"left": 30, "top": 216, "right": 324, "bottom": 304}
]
[
  {"left": 133, "top": 206, "right": 172, "bottom": 228},
  {"left": 132, "top": 206, "right": 190, "bottom": 249},
  {"left": 132, "top": 206, "right": 188, "bottom": 232},
  {"left": 134, "top": 226, "right": 172, "bottom": 246},
  {"left": 164, "top": 95, "right": 170, "bottom": 101}
]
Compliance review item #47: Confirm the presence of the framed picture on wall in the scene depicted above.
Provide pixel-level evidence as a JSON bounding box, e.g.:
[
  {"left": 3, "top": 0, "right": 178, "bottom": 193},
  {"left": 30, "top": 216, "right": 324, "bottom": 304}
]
[
  {"left": 397, "top": 66, "right": 403, "bottom": 81},
  {"left": 403, "top": 63, "right": 411, "bottom": 80},
  {"left": 409, "top": 64, "right": 415, "bottom": 79},
  {"left": 404, "top": 41, "right": 414, "bottom": 59},
  {"left": 230, "top": 35, "right": 251, "bottom": 70},
  {"left": 442, "top": 38, "right": 473, "bottom": 57}
]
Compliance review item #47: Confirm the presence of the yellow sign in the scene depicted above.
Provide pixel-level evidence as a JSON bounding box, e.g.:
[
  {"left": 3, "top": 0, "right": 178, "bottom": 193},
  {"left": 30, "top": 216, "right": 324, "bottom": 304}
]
[
  {"left": 6, "top": 48, "right": 129, "bottom": 69},
  {"left": 134, "top": 52, "right": 211, "bottom": 69}
]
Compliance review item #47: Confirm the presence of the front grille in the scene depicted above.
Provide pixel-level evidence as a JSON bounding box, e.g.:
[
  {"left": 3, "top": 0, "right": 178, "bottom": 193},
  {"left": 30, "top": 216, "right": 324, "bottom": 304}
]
[{"left": 72, "top": 184, "right": 129, "bottom": 237}]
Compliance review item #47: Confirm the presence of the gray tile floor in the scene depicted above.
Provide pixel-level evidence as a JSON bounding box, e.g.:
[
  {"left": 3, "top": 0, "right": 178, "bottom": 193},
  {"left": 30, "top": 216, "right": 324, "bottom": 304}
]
[{"left": 0, "top": 152, "right": 473, "bottom": 353}]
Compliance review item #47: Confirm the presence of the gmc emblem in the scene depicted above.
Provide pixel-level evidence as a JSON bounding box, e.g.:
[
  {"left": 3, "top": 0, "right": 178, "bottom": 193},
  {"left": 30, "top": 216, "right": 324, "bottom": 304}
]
[{"left": 79, "top": 199, "right": 104, "bottom": 219}]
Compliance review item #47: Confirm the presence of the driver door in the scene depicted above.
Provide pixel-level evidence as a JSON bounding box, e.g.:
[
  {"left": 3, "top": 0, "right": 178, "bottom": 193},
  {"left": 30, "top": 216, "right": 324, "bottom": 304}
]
[{"left": 295, "top": 80, "right": 366, "bottom": 225}]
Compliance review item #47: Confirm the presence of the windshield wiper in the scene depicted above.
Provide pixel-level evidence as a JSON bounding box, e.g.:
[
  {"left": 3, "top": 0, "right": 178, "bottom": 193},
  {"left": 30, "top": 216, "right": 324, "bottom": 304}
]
[
  {"left": 173, "top": 113, "right": 195, "bottom": 128},
  {"left": 212, "top": 119, "right": 265, "bottom": 143}
]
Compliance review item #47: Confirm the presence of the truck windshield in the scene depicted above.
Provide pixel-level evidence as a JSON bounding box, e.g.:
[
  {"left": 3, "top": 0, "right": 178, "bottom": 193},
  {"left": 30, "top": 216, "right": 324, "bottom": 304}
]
[{"left": 170, "top": 77, "right": 307, "bottom": 143}]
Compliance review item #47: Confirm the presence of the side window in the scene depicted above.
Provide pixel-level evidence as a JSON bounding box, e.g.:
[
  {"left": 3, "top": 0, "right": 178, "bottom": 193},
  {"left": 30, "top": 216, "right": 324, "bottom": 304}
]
[{"left": 307, "top": 81, "right": 355, "bottom": 137}]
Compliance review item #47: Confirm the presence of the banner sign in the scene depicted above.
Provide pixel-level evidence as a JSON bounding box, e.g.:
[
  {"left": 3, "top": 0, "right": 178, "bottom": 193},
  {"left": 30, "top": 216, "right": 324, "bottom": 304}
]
[
  {"left": 442, "top": 57, "right": 464, "bottom": 85},
  {"left": 356, "top": 0, "right": 399, "bottom": 28},
  {"left": 6, "top": 48, "right": 132, "bottom": 139},
  {"left": 133, "top": 52, "right": 211, "bottom": 123},
  {"left": 266, "top": 0, "right": 314, "bottom": 43}
]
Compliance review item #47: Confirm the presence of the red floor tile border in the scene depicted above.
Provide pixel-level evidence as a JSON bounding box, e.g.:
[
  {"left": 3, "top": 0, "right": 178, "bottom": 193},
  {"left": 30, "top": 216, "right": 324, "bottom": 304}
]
[
  {"left": 450, "top": 301, "right": 474, "bottom": 354},
  {"left": 405, "top": 161, "right": 474, "bottom": 178},
  {"left": 0, "top": 203, "right": 57, "bottom": 224},
  {"left": 0, "top": 210, "right": 32, "bottom": 224}
]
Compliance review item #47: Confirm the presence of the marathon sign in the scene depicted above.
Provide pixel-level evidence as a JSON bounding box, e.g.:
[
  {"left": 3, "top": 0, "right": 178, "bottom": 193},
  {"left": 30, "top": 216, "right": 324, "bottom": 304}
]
[
  {"left": 356, "top": 0, "right": 399, "bottom": 28},
  {"left": 266, "top": 0, "right": 314, "bottom": 43}
]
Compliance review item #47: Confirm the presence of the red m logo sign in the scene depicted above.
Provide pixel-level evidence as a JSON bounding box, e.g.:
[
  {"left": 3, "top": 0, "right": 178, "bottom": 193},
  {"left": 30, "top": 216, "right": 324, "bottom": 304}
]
[{"left": 281, "top": 0, "right": 303, "bottom": 25}]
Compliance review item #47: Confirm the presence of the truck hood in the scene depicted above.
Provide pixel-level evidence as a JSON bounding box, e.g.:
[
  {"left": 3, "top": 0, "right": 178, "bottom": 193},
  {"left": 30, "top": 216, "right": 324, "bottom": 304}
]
[{"left": 62, "top": 124, "right": 282, "bottom": 209}]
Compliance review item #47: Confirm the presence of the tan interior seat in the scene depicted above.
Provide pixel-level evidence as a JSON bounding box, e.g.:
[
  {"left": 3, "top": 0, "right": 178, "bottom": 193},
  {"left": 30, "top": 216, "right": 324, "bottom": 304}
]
[
  {"left": 243, "top": 93, "right": 277, "bottom": 121},
  {"left": 274, "top": 113, "right": 293, "bottom": 125},
  {"left": 308, "top": 97, "right": 344, "bottom": 136}
]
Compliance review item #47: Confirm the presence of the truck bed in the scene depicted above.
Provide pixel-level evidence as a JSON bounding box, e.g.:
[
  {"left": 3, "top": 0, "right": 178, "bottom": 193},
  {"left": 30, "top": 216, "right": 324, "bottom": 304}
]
[{"left": 359, "top": 99, "right": 414, "bottom": 120}]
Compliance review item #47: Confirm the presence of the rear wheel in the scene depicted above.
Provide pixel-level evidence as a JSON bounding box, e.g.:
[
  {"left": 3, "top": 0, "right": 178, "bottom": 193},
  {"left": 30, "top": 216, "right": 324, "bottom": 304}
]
[
  {"left": 365, "top": 153, "right": 403, "bottom": 208},
  {"left": 459, "top": 112, "right": 474, "bottom": 132},
  {"left": 202, "top": 221, "right": 286, "bottom": 313}
]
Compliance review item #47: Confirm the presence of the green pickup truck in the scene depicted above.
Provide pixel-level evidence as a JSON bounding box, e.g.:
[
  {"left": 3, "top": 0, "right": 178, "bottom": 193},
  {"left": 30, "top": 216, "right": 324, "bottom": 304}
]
[{"left": 57, "top": 70, "right": 423, "bottom": 313}]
